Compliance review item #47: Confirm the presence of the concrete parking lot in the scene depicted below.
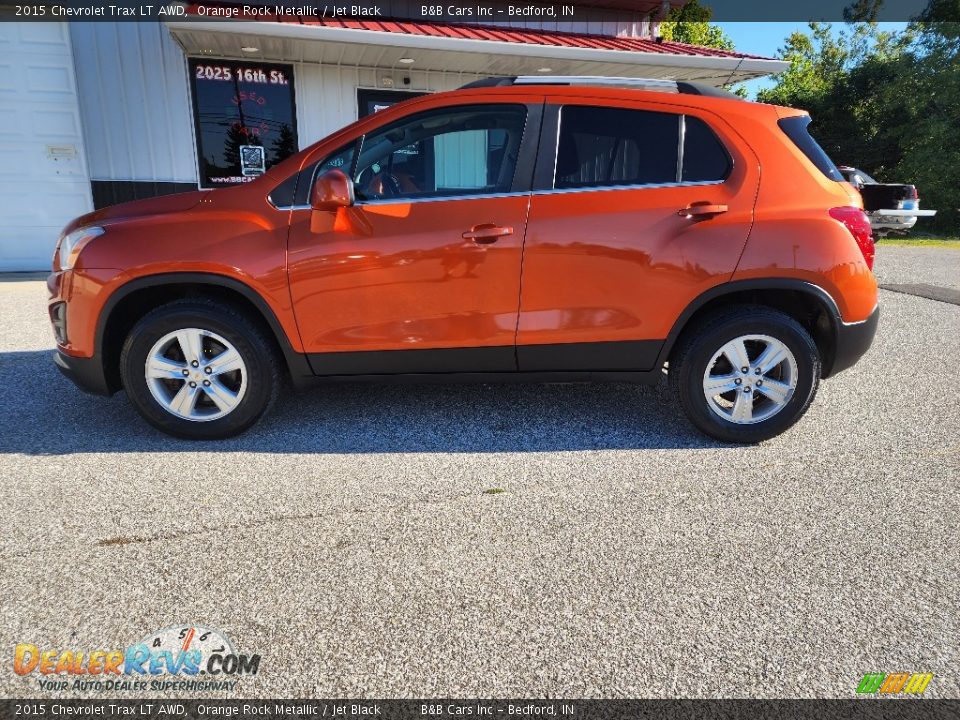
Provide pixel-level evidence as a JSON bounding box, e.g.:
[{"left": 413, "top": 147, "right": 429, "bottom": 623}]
[{"left": 0, "top": 245, "right": 957, "bottom": 699}]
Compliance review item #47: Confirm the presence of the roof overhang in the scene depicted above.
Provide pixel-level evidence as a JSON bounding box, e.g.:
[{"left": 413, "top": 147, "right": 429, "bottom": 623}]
[{"left": 165, "top": 21, "right": 788, "bottom": 85}]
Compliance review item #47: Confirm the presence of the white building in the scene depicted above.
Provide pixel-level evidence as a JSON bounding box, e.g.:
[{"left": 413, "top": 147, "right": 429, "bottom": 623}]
[{"left": 0, "top": 2, "right": 786, "bottom": 271}]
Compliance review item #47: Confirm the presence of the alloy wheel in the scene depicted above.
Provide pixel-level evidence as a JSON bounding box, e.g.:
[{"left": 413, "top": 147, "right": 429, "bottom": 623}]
[
  {"left": 144, "top": 328, "right": 247, "bottom": 422},
  {"left": 702, "top": 334, "right": 798, "bottom": 425}
]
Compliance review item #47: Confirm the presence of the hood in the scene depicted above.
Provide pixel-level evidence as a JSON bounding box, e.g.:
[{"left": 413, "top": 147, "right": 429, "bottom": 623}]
[{"left": 62, "top": 190, "right": 208, "bottom": 236}]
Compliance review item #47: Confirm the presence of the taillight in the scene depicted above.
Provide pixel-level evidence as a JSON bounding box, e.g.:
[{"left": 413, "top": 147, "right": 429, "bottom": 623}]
[
  {"left": 829, "top": 206, "right": 875, "bottom": 270},
  {"left": 907, "top": 185, "right": 919, "bottom": 200}
]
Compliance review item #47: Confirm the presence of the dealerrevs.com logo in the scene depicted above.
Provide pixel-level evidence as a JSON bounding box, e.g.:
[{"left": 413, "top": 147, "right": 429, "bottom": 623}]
[{"left": 13, "top": 625, "right": 260, "bottom": 692}]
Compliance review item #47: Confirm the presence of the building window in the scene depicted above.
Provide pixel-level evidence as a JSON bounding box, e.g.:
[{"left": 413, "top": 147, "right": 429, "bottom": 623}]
[
  {"left": 188, "top": 59, "right": 299, "bottom": 188},
  {"left": 357, "top": 89, "right": 426, "bottom": 118}
]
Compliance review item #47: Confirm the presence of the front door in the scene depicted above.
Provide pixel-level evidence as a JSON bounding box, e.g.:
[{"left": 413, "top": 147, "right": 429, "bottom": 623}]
[
  {"left": 287, "top": 101, "right": 536, "bottom": 374},
  {"left": 517, "top": 99, "right": 760, "bottom": 371}
]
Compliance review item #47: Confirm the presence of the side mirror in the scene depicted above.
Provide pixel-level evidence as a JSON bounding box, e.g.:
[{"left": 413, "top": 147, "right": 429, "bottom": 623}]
[{"left": 310, "top": 169, "right": 354, "bottom": 212}]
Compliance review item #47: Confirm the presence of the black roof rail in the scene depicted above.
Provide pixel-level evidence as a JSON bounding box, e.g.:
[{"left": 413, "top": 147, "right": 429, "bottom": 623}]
[
  {"left": 459, "top": 77, "right": 517, "bottom": 89},
  {"left": 675, "top": 81, "right": 742, "bottom": 99}
]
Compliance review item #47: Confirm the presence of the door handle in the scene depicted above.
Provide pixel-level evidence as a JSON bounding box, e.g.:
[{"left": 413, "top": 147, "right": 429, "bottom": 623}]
[
  {"left": 678, "top": 203, "right": 728, "bottom": 219},
  {"left": 462, "top": 223, "right": 513, "bottom": 244}
]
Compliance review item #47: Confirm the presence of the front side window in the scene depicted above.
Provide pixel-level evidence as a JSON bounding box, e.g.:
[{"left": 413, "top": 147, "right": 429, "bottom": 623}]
[
  {"left": 351, "top": 104, "right": 527, "bottom": 202},
  {"left": 554, "top": 106, "right": 731, "bottom": 190}
]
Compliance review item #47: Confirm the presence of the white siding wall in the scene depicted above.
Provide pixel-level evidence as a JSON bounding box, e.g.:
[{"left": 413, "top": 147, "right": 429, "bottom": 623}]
[
  {"left": 294, "top": 64, "right": 484, "bottom": 146},
  {"left": 69, "top": 22, "right": 197, "bottom": 184},
  {"left": 0, "top": 23, "right": 93, "bottom": 271},
  {"left": 67, "top": 23, "right": 494, "bottom": 183}
]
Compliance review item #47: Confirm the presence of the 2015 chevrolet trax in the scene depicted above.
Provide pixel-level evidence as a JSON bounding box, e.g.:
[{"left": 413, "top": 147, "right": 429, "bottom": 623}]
[{"left": 49, "top": 77, "right": 879, "bottom": 442}]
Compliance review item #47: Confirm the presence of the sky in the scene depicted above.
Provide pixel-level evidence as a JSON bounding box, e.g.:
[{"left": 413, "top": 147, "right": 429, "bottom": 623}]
[{"left": 716, "top": 22, "right": 909, "bottom": 97}]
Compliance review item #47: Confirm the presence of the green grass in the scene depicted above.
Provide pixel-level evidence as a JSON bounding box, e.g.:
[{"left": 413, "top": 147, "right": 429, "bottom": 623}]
[{"left": 876, "top": 234, "right": 960, "bottom": 248}]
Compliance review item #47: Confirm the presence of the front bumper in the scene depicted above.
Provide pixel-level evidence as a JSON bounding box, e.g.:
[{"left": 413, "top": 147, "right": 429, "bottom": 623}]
[
  {"left": 826, "top": 305, "right": 879, "bottom": 378},
  {"left": 53, "top": 350, "right": 113, "bottom": 396}
]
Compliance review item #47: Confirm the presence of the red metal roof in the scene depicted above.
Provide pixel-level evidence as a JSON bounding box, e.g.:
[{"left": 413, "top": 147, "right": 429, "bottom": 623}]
[{"left": 185, "top": 5, "right": 770, "bottom": 61}]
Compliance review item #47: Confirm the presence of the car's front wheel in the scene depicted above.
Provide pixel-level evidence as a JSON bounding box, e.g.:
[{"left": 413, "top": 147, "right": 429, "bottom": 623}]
[
  {"left": 670, "top": 306, "right": 821, "bottom": 443},
  {"left": 120, "top": 300, "right": 279, "bottom": 439}
]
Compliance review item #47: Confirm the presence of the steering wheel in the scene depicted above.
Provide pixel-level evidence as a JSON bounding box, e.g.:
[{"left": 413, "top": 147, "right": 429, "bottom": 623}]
[{"left": 379, "top": 172, "right": 402, "bottom": 198}]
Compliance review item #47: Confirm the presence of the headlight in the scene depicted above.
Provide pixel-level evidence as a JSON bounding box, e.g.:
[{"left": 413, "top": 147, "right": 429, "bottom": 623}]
[{"left": 58, "top": 226, "right": 104, "bottom": 270}]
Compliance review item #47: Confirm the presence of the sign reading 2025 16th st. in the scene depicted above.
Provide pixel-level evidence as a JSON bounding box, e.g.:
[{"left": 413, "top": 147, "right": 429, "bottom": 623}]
[{"left": 188, "top": 59, "right": 299, "bottom": 189}]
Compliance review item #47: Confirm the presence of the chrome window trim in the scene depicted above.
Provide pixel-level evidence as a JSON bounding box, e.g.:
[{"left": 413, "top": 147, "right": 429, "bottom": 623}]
[
  {"left": 551, "top": 107, "right": 561, "bottom": 189},
  {"left": 355, "top": 191, "right": 530, "bottom": 206},
  {"left": 273, "top": 180, "right": 726, "bottom": 210},
  {"left": 533, "top": 179, "right": 725, "bottom": 196},
  {"left": 514, "top": 76, "right": 680, "bottom": 92},
  {"left": 676, "top": 114, "right": 686, "bottom": 184}
]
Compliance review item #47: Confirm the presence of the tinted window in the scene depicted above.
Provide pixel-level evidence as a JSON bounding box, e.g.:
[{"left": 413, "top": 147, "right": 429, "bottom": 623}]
[
  {"left": 267, "top": 172, "right": 298, "bottom": 208},
  {"left": 188, "top": 59, "right": 299, "bottom": 189},
  {"left": 778, "top": 115, "right": 844, "bottom": 182},
  {"left": 352, "top": 105, "right": 527, "bottom": 201},
  {"left": 554, "top": 106, "right": 679, "bottom": 189},
  {"left": 682, "top": 116, "right": 731, "bottom": 182}
]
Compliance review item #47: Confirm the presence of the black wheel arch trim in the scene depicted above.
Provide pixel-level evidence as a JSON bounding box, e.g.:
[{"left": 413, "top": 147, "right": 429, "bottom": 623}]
[
  {"left": 657, "top": 278, "right": 857, "bottom": 377},
  {"left": 95, "top": 272, "right": 314, "bottom": 390}
]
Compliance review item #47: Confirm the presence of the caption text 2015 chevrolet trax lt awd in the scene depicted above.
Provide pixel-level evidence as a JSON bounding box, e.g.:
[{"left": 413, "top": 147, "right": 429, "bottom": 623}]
[{"left": 49, "top": 77, "right": 879, "bottom": 443}]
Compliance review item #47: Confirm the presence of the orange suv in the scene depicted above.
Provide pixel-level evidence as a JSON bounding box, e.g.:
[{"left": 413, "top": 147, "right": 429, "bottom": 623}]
[{"left": 49, "top": 77, "right": 878, "bottom": 443}]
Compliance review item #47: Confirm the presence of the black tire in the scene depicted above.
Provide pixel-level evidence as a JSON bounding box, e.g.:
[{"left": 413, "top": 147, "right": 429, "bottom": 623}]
[
  {"left": 120, "top": 299, "right": 279, "bottom": 440},
  {"left": 669, "top": 305, "right": 821, "bottom": 443}
]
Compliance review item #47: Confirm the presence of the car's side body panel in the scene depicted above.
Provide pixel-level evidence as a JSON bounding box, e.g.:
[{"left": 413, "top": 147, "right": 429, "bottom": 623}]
[
  {"left": 287, "top": 194, "right": 530, "bottom": 366},
  {"left": 51, "top": 185, "right": 299, "bottom": 360},
  {"left": 732, "top": 107, "right": 877, "bottom": 323}
]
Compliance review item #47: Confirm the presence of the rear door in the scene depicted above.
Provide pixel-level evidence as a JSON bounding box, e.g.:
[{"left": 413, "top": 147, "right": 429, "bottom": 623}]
[{"left": 516, "top": 97, "right": 759, "bottom": 371}]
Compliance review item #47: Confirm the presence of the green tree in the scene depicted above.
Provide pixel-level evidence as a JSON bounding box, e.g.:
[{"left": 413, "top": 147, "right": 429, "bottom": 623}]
[
  {"left": 658, "top": 0, "right": 735, "bottom": 51},
  {"left": 271, "top": 124, "right": 297, "bottom": 165},
  {"left": 657, "top": 0, "right": 744, "bottom": 95},
  {"left": 758, "top": 18, "right": 958, "bottom": 233}
]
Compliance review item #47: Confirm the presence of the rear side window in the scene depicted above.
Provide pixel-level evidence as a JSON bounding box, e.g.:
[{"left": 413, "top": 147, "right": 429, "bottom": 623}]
[
  {"left": 554, "top": 106, "right": 731, "bottom": 189},
  {"left": 555, "top": 106, "right": 679, "bottom": 189},
  {"left": 778, "top": 115, "right": 844, "bottom": 182}
]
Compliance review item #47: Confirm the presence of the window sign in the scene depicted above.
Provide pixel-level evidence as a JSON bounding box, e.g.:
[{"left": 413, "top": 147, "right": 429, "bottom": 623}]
[{"left": 188, "top": 59, "right": 299, "bottom": 188}]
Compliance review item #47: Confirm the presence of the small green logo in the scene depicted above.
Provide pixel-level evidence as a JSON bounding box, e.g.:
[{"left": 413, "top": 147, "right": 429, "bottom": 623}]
[{"left": 857, "top": 672, "right": 932, "bottom": 695}]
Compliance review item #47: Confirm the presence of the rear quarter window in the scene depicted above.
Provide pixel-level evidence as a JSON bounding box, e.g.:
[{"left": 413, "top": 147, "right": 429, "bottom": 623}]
[
  {"left": 681, "top": 116, "right": 731, "bottom": 182},
  {"left": 778, "top": 115, "right": 844, "bottom": 182}
]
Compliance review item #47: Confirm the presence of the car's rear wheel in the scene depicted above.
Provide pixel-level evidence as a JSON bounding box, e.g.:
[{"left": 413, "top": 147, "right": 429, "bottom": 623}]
[
  {"left": 120, "top": 300, "right": 279, "bottom": 439},
  {"left": 670, "top": 306, "right": 821, "bottom": 443}
]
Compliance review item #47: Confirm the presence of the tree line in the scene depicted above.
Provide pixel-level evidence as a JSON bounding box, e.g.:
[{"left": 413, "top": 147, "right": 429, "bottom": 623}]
[{"left": 664, "top": 1, "right": 959, "bottom": 234}]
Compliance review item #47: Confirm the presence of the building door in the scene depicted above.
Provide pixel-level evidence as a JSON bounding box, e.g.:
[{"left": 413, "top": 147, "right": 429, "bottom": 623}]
[
  {"left": 287, "top": 102, "right": 535, "bottom": 374},
  {"left": 357, "top": 89, "right": 427, "bottom": 118},
  {"left": 0, "top": 23, "right": 93, "bottom": 271}
]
